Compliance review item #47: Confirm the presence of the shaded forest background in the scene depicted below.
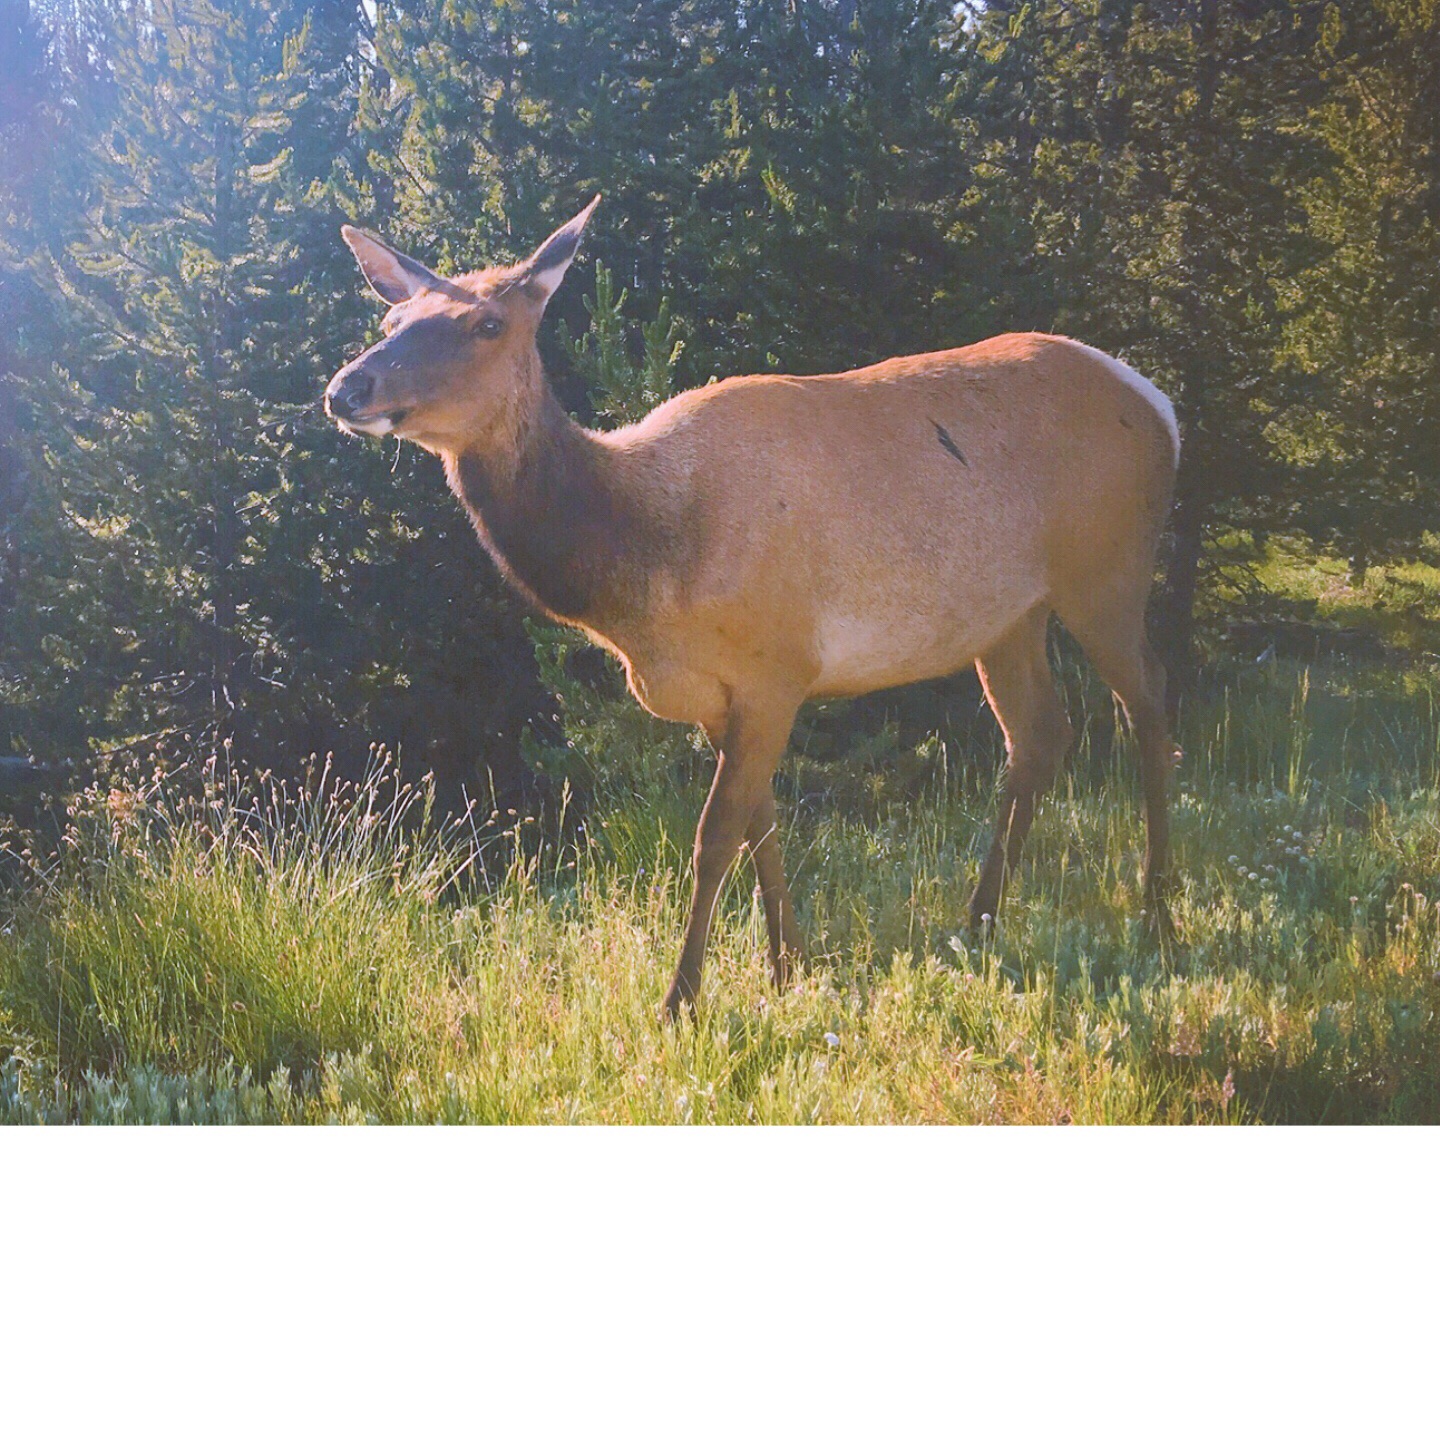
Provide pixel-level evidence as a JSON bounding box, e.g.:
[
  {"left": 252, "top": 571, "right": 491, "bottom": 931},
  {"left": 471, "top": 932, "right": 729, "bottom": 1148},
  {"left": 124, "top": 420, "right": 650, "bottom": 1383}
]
[{"left": 0, "top": 0, "right": 1437, "bottom": 812}]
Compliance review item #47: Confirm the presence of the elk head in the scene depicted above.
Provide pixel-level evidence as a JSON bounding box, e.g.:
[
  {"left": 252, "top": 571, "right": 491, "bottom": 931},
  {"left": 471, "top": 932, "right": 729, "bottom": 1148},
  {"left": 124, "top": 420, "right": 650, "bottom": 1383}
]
[{"left": 325, "top": 197, "right": 599, "bottom": 454}]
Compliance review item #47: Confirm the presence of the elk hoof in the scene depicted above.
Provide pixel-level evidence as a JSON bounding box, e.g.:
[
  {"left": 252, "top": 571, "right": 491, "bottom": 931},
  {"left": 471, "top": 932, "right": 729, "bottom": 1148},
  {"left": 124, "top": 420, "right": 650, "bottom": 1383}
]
[
  {"left": 662, "top": 975, "right": 699, "bottom": 1022},
  {"left": 1143, "top": 894, "right": 1179, "bottom": 950},
  {"left": 770, "top": 946, "right": 800, "bottom": 989}
]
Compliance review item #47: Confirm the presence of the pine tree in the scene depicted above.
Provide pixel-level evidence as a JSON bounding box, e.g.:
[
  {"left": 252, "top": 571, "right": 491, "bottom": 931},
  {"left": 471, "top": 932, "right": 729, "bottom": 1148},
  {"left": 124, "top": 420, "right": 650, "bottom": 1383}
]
[
  {"left": 1269, "top": 0, "right": 1440, "bottom": 575},
  {"left": 968, "top": 0, "right": 1331, "bottom": 693},
  {"left": 15, "top": 0, "right": 548, "bottom": 801},
  {"left": 0, "top": 0, "right": 82, "bottom": 766}
]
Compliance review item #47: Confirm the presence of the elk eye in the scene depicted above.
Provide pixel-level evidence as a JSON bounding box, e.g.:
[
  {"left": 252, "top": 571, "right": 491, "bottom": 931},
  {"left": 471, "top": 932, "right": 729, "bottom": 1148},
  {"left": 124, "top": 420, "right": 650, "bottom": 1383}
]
[{"left": 477, "top": 315, "right": 503, "bottom": 338}]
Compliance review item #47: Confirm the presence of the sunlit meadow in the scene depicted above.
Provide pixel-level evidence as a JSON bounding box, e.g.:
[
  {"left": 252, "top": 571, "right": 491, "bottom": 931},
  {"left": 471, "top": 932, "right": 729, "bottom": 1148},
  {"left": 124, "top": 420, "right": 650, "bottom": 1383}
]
[{"left": 3, "top": 624, "right": 1438, "bottom": 1123}]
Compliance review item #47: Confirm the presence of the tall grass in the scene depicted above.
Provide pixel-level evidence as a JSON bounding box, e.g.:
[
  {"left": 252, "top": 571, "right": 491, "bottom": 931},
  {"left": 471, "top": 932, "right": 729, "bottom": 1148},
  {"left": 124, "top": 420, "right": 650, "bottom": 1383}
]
[{"left": 3, "top": 661, "right": 1440, "bottom": 1123}]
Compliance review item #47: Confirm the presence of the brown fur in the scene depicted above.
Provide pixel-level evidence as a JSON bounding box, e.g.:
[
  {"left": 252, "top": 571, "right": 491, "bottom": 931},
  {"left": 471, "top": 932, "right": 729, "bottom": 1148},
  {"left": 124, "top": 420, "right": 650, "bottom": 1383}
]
[{"left": 327, "top": 204, "right": 1180, "bottom": 1017}]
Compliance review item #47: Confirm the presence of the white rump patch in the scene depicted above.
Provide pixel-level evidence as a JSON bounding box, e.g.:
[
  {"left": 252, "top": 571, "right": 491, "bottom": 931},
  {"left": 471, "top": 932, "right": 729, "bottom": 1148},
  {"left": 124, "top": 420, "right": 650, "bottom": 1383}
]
[{"left": 1057, "top": 337, "right": 1181, "bottom": 467}]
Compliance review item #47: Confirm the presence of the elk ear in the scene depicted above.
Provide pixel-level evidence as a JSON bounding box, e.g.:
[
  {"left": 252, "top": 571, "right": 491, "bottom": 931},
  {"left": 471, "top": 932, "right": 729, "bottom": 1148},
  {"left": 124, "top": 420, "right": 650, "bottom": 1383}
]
[
  {"left": 520, "top": 195, "right": 600, "bottom": 306},
  {"left": 341, "top": 224, "right": 441, "bottom": 305}
]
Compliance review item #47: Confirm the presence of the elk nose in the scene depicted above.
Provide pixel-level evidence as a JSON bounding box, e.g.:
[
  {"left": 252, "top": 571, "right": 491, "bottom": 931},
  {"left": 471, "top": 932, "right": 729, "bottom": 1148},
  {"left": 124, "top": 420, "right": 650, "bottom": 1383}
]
[{"left": 325, "top": 369, "right": 373, "bottom": 420}]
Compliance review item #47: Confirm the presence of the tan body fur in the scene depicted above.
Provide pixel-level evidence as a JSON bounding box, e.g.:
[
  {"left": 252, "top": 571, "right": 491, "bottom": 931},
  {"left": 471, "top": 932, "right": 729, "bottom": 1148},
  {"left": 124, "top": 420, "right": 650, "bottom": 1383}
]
[
  {"left": 585, "top": 335, "right": 1175, "bottom": 727},
  {"left": 327, "top": 201, "right": 1180, "bottom": 1016}
]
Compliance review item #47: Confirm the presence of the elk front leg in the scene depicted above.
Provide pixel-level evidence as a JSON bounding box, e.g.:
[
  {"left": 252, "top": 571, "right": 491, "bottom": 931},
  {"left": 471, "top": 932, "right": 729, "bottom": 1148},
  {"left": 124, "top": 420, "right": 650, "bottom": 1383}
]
[
  {"left": 746, "top": 786, "right": 802, "bottom": 988},
  {"left": 969, "top": 608, "right": 1074, "bottom": 928},
  {"left": 665, "top": 699, "right": 798, "bottom": 1019}
]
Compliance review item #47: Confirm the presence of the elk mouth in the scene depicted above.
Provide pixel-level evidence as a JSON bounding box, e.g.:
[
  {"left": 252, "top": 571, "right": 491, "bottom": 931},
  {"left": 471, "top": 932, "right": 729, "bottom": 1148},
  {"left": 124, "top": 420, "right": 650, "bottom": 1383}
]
[{"left": 334, "top": 407, "right": 409, "bottom": 438}]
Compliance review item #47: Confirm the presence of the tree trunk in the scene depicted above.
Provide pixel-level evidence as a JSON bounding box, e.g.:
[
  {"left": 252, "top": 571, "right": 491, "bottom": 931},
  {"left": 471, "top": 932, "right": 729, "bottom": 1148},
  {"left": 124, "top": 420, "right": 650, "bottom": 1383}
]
[
  {"left": 1152, "top": 476, "right": 1206, "bottom": 721},
  {"left": 1152, "top": 0, "right": 1220, "bottom": 720}
]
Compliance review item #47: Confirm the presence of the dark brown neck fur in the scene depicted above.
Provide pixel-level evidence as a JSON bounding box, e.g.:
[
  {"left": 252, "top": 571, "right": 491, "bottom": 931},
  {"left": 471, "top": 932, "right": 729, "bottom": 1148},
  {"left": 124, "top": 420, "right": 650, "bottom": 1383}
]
[{"left": 444, "top": 383, "right": 659, "bottom": 628}]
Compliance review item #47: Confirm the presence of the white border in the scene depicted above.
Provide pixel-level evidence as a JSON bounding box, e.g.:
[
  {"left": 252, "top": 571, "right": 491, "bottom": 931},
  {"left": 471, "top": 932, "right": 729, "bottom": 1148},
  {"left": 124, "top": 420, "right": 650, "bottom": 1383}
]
[{"left": 2, "top": 1130, "right": 1432, "bottom": 1437}]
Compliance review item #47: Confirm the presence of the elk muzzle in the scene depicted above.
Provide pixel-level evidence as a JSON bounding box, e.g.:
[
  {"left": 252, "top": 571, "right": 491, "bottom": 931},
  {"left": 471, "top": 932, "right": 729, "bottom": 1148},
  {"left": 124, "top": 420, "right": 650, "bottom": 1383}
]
[
  {"left": 325, "top": 366, "right": 372, "bottom": 419},
  {"left": 325, "top": 364, "right": 405, "bottom": 435}
]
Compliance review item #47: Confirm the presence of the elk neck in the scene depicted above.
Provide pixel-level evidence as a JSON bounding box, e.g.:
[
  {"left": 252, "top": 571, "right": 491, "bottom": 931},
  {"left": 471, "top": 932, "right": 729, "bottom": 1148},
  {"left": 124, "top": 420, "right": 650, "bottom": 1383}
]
[{"left": 443, "top": 374, "right": 666, "bottom": 632}]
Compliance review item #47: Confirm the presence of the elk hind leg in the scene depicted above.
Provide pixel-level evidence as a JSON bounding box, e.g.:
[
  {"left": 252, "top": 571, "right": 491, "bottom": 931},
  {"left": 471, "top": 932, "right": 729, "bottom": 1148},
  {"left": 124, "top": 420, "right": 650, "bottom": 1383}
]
[
  {"left": 1092, "top": 642, "right": 1174, "bottom": 931},
  {"left": 969, "top": 606, "right": 1074, "bottom": 929},
  {"left": 1059, "top": 604, "right": 1175, "bottom": 937}
]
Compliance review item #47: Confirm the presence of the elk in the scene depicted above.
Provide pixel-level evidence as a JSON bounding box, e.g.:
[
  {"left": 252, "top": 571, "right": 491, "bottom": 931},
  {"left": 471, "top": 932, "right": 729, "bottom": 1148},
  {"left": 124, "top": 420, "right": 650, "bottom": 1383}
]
[{"left": 325, "top": 198, "right": 1180, "bottom": 1018}]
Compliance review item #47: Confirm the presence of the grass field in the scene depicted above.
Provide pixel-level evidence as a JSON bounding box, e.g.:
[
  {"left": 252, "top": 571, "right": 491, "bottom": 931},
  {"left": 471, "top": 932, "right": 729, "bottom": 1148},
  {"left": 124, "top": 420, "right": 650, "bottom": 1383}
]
[{"left": 4, "top": 584, "right": 1439, "bottom": 1123}]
